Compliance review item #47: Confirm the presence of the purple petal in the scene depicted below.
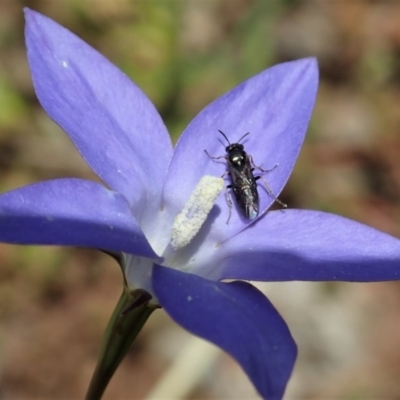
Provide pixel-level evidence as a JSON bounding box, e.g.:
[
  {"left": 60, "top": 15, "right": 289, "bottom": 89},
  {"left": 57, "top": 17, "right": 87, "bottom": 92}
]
[
  {"left": 153, "top": 265, "right": 297, "bottom": 400},
  {"left": 24, "top": 9, "right": 172, "bottom": 215},
  {"left": 163, "top": 58, "right": 318, "bottom": 239},
  {"left": 0, "top": 178, "right": 158, "bottom": 258},
  {"left": 212, "top": 209, "right": 400, "bottom": 282}
]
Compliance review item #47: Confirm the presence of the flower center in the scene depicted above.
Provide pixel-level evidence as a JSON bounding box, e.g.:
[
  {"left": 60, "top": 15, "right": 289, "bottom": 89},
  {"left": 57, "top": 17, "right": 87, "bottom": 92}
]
[
  {"left": 170, "top": 175, "right": 224, "bottom": 250},
  {"left": 124, "top": 175, "right": 223, "bottom": 295}
]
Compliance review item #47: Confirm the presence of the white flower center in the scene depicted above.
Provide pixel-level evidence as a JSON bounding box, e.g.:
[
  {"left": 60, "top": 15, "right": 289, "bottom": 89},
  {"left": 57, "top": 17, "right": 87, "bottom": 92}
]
[
  {"left": 124, "top": 175, "right": 223, "bottom": 294},
  {"left": 170, "top": 175, "right": 224, "bottom": 250}
]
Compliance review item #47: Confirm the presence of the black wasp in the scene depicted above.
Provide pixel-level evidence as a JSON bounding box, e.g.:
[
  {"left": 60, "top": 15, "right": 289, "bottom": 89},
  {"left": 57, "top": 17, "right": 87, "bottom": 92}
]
[{"left": 205, "top": 130, "right": 287, "bottom": 223}]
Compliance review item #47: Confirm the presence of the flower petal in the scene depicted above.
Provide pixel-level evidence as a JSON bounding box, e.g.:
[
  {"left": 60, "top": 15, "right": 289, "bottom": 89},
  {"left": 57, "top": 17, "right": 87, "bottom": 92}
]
[
  {"left": 24, "top": 9, "right": 172, "bottom": 215},
  {"left": 212, "top": 209, "right": 400, "bottom": 282},
  {"left": 152, "top": 265, "right": 297, "bottom": 400},
  {"left": 0, "top": 178, "right": 158, "bottom": 258},
  {"left": 163, "top": 58, "right": 318, "bottom": 239}
]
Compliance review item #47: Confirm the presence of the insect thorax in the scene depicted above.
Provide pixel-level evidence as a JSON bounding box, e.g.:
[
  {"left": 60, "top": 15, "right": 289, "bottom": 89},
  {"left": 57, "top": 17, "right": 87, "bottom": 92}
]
[{"left": 228, "top": 148, "right": 247, "bottom": 168}]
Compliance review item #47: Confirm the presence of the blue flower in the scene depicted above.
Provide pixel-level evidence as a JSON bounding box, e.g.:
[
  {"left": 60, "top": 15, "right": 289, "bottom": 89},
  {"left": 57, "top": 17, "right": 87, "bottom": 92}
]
[{"left": 1, "top": 8, "right": 400, "bottom": 400}]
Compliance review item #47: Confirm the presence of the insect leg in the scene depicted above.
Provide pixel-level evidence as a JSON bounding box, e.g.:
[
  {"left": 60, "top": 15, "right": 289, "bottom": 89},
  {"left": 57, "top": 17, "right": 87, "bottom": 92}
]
[
  {"left": 221, "top": 171, "right": 230, "bottom": 179},
  {"left": 204, "top": 149, "right": 232, "bottom": 222},
  {"left": 248, "top": 154, "right": 278, "bottom": 173},
  {"left": 255, "top": 175, "right": 287, "bottom": 208},
  {"left": 224, "top": 185, "right": 233, "bottom": 224},
  {"left": 204, "top": 149, "right": 227, "bottom": 161}
]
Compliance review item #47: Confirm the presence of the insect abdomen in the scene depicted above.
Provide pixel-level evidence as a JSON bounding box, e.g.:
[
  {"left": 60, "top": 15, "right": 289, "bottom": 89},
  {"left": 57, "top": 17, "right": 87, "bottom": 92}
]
[{"left": 232, "top": 183, "right": 259, "bottom": 219}]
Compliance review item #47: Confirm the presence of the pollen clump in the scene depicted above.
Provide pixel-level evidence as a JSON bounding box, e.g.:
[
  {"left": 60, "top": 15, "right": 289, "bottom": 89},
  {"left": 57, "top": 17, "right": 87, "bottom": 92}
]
[{"left": 170, "top": 175, "right": 224, "bottom": 250}]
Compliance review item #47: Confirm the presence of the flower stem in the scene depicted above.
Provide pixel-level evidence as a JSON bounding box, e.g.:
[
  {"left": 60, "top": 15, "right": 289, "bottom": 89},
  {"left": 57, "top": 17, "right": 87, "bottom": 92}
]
[{"left": 85, "top": 287, "right": 158, "bottom": 400}]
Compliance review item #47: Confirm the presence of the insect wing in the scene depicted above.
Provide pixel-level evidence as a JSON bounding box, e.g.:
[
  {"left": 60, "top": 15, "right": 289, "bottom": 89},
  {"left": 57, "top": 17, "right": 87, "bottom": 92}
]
[{"left": 228, "top": 158, "right": 259, "bottom": 219}]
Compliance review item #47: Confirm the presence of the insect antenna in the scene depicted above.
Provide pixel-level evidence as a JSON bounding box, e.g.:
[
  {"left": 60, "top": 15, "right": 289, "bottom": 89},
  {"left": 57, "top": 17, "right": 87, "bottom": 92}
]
[
  {"left": 218, "top": 130, "right": 230, "bottom": 145},
  {"left": 218, "top": 130, "right": 250, "bottom": 144},
  {"left": 237, "top": 132, "right": 250, "bottom": 143}
]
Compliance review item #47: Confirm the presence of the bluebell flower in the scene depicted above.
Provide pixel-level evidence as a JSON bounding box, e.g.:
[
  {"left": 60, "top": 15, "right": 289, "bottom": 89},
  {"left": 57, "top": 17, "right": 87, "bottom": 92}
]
[{"left": 1, "top": 8, "right": 400, "bottom": 400}]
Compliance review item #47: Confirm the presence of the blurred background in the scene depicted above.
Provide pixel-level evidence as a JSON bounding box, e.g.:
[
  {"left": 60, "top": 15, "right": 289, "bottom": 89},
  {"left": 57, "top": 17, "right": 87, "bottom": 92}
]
[{"left": 1, "top": 0, "right": 400, "bottom": 398}]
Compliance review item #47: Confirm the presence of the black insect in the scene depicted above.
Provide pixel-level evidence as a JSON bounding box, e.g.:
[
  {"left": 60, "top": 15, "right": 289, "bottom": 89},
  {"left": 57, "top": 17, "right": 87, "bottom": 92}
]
[{"left": 205, "top": 130, "right": 286, "bottom": 223}]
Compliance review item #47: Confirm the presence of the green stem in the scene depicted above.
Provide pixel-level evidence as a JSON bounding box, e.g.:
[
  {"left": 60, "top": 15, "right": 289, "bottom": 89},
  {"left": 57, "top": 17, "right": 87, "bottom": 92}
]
[{"left": 85, "top": 288, "right": 158, "bottom": 400}]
